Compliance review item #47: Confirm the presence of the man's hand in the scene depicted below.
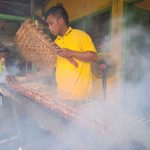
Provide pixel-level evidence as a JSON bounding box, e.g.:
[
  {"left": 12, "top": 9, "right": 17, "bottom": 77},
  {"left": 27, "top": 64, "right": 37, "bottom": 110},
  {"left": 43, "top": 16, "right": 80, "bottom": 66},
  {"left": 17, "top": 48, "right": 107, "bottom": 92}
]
[
  {"left": 50, "top": 43, "right": 78, "bottom": 67},
  {"left": 57, "top": 48, "right": 73, "bottom": 58},
  {"left": 50, "top": 42, "right": 60, "bottom": 51},
  {"left": 57, "top": 47, "right": 97, "bottom": 62},
  {"left": 57, "top": 48, "right": 78, "bottom": 67},
  {"left": 50, "top": 43, "right": 73, "bottom": 58}
]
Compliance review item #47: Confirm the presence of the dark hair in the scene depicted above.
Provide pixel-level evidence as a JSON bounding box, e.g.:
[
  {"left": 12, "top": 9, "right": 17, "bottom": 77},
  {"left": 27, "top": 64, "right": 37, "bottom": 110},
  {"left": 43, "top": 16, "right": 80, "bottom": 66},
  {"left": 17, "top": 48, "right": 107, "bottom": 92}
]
[{"left": 45, "top": 4, "right": 69, "bottom": 25}]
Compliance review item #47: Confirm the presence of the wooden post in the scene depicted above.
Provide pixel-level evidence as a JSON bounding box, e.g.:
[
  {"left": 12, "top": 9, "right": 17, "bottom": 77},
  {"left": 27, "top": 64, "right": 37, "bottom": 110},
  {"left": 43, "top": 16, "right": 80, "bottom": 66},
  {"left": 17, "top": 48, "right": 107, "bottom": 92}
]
[{"left": 111, "top": 0, "right": 123, "bottom": 76}]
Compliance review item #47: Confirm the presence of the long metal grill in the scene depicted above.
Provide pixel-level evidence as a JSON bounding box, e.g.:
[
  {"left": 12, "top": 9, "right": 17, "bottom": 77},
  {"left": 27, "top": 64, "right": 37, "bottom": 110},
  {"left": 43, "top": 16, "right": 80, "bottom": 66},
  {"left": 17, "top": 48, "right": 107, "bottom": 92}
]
[{"left": 1, "top": 77, "right": 150, "bottom": 149}]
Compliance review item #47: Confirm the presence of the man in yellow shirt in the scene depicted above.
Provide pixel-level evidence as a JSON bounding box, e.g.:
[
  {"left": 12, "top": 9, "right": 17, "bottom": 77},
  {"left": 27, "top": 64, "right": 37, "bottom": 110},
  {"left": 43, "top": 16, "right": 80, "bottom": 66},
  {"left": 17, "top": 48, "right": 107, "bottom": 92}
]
[{"left": 45, "top": 4, "right": 97, "bottom": 100}]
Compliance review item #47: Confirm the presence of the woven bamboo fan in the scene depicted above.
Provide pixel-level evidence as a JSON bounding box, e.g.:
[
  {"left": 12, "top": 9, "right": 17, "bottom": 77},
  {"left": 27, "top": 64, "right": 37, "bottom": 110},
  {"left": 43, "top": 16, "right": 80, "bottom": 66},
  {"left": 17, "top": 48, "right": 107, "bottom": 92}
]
[{"left": 14, "top": 19, "right": 58, "bottom": 68}]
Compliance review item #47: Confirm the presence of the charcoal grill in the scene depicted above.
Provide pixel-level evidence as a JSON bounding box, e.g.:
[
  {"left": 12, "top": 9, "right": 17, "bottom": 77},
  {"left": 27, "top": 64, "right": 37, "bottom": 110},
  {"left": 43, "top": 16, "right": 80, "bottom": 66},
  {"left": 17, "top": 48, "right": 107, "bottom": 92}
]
[{"left": 0, "top": 75, "right": 150, "bottom": 149}]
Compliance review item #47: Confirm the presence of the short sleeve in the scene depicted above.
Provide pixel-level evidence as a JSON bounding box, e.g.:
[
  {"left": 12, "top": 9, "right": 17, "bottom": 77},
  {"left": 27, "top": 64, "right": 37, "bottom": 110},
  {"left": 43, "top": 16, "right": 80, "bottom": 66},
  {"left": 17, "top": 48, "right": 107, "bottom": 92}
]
[{"left": 80, "top": 31, "right": 96, "bottom": 52}]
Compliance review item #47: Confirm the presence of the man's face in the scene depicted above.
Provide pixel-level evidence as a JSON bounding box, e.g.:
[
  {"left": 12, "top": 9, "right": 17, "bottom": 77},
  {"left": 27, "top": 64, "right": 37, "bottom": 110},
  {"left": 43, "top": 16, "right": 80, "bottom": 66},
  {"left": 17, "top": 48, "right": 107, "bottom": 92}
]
[{"left": 46, "top": 15, "right": 62, "bottom": 36}]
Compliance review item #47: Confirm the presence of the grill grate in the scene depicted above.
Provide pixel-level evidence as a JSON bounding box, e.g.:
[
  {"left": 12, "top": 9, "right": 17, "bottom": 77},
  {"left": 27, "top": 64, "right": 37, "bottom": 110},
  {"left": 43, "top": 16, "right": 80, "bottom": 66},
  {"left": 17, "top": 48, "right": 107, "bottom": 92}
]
[{"left": 0, "top": 76, "right": 150, "bottom": 149}]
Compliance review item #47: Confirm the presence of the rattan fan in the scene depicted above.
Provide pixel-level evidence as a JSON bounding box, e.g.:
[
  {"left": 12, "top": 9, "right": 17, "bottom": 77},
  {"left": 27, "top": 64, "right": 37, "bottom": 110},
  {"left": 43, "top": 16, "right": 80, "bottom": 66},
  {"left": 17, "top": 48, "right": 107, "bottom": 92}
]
[{"left": 14, "top": 19, "right": 57, "bottom": 68}]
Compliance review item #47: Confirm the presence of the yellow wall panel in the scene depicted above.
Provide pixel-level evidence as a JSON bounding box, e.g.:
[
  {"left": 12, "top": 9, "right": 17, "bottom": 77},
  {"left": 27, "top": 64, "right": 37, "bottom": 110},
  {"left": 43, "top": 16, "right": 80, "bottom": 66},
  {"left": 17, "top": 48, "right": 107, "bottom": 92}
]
[{"left": 45, "top": 0, "right": 111, "bottom": 21}]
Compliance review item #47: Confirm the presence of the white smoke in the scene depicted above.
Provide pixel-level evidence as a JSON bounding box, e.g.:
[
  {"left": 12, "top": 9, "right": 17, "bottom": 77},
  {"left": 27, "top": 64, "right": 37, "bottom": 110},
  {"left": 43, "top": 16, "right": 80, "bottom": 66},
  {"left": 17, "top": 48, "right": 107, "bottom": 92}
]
[
  {"left": 1, "top": 13, "right": 150, "bottom": 150},
  {"left": 65, "top": 20, "right": 150, "bottom": 149}
]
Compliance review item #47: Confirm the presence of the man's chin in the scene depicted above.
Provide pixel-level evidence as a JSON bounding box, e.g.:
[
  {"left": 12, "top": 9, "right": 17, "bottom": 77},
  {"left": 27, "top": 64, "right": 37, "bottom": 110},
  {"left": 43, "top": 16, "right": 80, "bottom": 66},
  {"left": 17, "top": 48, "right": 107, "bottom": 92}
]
[{"left": 51, "top": 31, "right": 56, "bottom": 36}]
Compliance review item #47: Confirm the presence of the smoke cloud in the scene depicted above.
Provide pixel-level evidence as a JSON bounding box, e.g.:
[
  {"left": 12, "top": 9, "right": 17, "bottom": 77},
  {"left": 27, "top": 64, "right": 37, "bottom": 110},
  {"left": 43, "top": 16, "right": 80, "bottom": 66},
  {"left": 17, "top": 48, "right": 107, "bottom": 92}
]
[{"left": 0, "top": 13, "right": 150, "bottom": 150}]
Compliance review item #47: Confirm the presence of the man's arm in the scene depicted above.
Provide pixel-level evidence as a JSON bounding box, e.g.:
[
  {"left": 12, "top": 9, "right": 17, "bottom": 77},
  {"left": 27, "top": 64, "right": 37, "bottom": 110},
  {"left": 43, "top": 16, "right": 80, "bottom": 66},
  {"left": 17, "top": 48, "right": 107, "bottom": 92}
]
[{"left": 57, "top": 48, "right": 97, "bottom": 62}]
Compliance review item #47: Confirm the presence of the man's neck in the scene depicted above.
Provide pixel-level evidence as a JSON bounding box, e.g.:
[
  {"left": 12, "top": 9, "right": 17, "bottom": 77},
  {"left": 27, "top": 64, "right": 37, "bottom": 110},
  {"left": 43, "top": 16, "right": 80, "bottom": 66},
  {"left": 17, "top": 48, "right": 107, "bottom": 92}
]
[{"left": 59, "top": 25, "right": 69, "bottom": 36}]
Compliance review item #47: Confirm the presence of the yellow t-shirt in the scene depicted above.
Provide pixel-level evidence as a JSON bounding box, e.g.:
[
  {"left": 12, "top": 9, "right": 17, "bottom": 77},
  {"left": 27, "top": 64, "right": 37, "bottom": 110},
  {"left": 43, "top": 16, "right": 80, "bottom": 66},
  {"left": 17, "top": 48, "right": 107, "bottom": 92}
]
[{"left": 55, "top": 27, "right": 96, "bottom": 100}]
